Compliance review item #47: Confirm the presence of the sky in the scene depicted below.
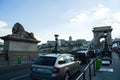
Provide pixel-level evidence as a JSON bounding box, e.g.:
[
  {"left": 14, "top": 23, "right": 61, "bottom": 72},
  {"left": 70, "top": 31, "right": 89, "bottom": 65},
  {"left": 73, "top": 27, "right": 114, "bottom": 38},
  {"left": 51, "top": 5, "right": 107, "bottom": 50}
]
[{"left": 0, "top": 0, "right": 120, "bottom": 44}]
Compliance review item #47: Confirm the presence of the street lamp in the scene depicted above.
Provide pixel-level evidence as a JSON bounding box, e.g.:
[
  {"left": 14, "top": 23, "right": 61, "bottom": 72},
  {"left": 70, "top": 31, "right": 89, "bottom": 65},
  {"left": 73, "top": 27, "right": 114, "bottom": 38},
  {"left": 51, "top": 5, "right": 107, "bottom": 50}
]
[
  {"left": 103, "top": 31, "right": 111, "bottom": 57},
  {"left": 104, "top": 32, "right": 108, "bottom": 49},
  {"left": 102, "top": 31, "right": 112, "bottom": 63},
  {"left": 54, "top": 34, "right": 59, "bottom": 53}
]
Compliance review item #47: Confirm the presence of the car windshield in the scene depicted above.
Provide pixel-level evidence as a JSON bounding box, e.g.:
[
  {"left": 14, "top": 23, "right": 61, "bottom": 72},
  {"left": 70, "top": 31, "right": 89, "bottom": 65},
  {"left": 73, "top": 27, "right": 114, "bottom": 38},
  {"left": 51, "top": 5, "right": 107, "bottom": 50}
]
[{"left": 33, "top": 57, "right": 56, "bottom": 66}]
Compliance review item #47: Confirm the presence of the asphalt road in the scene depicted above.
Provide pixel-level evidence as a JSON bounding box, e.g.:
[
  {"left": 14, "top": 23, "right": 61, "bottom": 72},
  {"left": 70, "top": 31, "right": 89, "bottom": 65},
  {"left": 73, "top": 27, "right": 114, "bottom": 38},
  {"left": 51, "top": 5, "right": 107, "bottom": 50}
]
[
  {"left": 1, "top": 52, "right": 119, "bottom": 80},
  {"left": 0, "top": 64, "right": 31, "bottom": 80},
  {"left": 0, "top": 63, "right": 87, "bottom": 80}
]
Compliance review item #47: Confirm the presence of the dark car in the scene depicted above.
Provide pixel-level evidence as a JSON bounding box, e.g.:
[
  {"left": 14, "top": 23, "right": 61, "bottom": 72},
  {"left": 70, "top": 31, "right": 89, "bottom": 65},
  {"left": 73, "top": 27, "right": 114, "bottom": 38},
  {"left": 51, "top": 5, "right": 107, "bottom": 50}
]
[
  {"left": 75, "top": 49, "right": 90, "bottom": 64},
  {"left": 102, "top": 56, "right": 112, "bottom": 65},
  {"left": 115, "top": 48, "right": 120, "bottom": 58},
  {"left": 95, "top": 49, "right": 101, "bottom": 56},
  {"left": 30, "top": 53, "right": 81, "bottom": 80},
  {"left": 88, "top": 50, "right": 97, "bottom": 58},
  {"left": 101, "top": 47, "right": 112, "bottom": 65}
]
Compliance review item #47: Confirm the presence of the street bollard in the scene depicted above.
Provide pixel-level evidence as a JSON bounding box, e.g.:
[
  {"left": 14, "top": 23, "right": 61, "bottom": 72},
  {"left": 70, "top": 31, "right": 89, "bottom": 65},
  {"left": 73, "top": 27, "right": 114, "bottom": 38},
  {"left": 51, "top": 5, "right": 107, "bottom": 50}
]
[
  {"left": 17, "top": 56, "right": 22, "bottom": 64},
  {"left": 96, "top": 59, "right": 101, "bottom": 71}
]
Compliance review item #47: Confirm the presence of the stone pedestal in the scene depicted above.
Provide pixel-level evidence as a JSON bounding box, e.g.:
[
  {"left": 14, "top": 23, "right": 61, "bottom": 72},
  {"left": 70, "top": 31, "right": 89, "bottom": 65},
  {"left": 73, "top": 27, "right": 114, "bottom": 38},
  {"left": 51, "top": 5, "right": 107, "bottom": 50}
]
[
  {"left": 0, "top": 23, "right": 40, "bottom": 63},
  {"left": 1, "top": 35, "right": 40, "bottom": 62}
]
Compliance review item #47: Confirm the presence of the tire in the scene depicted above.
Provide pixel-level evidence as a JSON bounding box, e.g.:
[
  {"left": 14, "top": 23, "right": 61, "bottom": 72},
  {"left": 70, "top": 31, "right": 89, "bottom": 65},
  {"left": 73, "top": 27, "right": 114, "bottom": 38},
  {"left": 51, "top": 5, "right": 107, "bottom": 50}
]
[{"left": 64, "top": 72, "right": 70, "bottom": 80}]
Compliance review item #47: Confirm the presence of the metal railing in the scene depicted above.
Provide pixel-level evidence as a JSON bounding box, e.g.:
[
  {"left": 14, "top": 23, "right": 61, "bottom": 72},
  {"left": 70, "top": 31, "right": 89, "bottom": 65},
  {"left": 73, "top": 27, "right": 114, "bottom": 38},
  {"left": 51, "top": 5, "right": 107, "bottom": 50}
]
[{"left": 76, "top": 56, "right": 99, "bottom": 80}]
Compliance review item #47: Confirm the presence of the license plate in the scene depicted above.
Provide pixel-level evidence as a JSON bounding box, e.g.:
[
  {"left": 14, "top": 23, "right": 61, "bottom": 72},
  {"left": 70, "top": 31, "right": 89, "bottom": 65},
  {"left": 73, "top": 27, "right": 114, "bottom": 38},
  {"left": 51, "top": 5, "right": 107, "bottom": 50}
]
[
  {"left": 36, "top": 68, "right": 51, "bottom": 73},
  {"left": 102, "top": 61, "right": 110, "bottom": 64}
]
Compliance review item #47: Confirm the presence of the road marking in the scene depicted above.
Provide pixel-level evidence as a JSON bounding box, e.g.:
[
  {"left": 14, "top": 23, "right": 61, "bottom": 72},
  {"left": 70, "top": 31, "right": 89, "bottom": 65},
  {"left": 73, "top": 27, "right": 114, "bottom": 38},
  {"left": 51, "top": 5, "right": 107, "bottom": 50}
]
[{"left": 10, "top": 74, "right": 29, "bottom": 80}]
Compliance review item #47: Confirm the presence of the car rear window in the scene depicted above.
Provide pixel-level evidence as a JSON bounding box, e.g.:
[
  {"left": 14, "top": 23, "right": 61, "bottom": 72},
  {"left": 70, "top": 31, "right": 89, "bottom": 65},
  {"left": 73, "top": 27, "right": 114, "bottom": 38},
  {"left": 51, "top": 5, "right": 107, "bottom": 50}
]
[{"left": 33, "top": 57, "right": 56, "bottom": 66}]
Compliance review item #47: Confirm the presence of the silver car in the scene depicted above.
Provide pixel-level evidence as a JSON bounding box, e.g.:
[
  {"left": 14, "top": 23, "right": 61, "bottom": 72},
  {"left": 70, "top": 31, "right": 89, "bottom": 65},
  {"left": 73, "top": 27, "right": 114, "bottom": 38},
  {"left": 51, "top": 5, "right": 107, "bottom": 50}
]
[{"left": 30, "top": 53, "right": 81, "bottom": 80}]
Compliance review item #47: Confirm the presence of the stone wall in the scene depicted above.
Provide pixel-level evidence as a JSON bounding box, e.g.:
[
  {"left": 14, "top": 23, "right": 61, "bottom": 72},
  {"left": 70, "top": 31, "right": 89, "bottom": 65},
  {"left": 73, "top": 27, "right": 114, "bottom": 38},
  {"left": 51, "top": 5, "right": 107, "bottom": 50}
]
[
  {"left": 8, "top": 41, "right": 37, "bottom": 51},
  {"left": 2, "top": 38, "right": 39, "bottom": 61}
]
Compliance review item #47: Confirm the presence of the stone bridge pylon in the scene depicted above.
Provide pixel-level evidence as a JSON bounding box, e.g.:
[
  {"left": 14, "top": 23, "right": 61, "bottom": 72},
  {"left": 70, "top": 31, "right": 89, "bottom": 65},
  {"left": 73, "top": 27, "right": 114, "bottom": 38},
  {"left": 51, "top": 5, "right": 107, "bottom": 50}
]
[{"left": 91, "top": 26, "right": 112, "bottom": 49}]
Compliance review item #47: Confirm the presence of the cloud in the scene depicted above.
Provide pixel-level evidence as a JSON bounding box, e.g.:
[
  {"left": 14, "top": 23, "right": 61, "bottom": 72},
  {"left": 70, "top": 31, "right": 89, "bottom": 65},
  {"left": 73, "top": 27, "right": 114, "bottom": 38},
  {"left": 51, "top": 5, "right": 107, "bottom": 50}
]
[
  {"left": 0, "top": 20, "right": 11, "bottom": 37},
  {"left": 69, "top": 3, "right": 110, "bottom": 24},
  {"left": 93, "top": 5, "right": 120, "bottom": 38},
  {"left": 68, "top": 3, "right": 120, "bottom": 40},
  {"left": 70, "top": 13, "right": 88, "bottom": 23},
  {"left": 0, "top": 20, "right": 7, "bottom": 28},
  {"left": 111, "top": 12, "right": 120, "bottom": 38},
  {"left": 94, "top": 3, "right": 110, "bottom": 18},
  {"left": 102, "top": 11, "right": 120, "bottom": 38},
  {"left": 0, "top": 28, "right": 11, "bottom": 36},
  {"left": 34, "top": 34, "right": 42, "bottom": 44},
  {"left": 112, "top": 12, "right": 120, "bottom": 23}
]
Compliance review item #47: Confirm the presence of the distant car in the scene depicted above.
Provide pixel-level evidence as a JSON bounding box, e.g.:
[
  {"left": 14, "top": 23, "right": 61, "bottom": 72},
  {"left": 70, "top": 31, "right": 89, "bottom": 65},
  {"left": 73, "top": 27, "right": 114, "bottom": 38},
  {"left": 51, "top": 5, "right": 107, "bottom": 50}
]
[
  {"left": 88, "top": 50, "right": 97, "bottom": 58},
  {"left": 116, "top": 49, "right": 120, "bottom": 58},
  {"left": 30, "top": 53, "right": 81, "bottom": 80},
  {"left": 116, "top": 49, "right": 120, "bottom": 54},
  {"left": 95, "top": 49, "right": 101, "bottom": 56},
  {"left": 101, "top": 47, "right": 112, "bottom": 65},
  {"left": 75, "top": 48, "right": 90, "bottom": 64},
  {"left": 102, "top": 56, "right": 112, "bottom": 65}
]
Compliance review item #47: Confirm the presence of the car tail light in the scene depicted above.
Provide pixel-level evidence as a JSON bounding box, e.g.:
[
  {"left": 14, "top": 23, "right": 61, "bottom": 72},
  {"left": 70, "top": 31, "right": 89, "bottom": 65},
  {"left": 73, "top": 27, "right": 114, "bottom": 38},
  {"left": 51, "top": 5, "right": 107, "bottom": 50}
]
[{"left": 53, "top": 67, "right": 60, "bottom": 73}]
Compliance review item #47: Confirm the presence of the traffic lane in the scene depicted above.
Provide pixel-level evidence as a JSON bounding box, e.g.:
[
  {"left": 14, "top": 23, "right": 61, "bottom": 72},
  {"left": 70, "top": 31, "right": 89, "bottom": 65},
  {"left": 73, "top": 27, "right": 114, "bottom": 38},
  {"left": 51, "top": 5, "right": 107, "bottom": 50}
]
[
  {"left": 6, "top": 63, "right": 87, "bottom": 80},
  {"left": 14, "top": 64, "right": 87, "bottom": 80},
  {"left": 10, "top": 74, "right": 30, "bottom": 80},
  {"left": 0, "top": 63, "right": 31, "bottom": 75},
  {"left": 12, "top": 71, "right": 82, "bottom": 80},
  {"left": 71, "top": 63, "right": 87, "bottom": 80},
  {"left": 13, "top": 72, "right": 81, "bottom": 80},
  {"left": 0, "top": 64, "right": 31, "bottom": 80},
  {"left": 0, "top": 67, "right": 30, "bottom": 80}
]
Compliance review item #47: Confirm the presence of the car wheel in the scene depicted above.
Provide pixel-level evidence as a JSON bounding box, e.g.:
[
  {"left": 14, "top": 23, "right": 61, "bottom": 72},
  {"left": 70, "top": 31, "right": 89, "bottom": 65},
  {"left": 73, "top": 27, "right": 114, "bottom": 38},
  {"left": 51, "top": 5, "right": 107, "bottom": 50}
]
[{"left": 64, "top": 72, "right": 70, "bottom": 80}]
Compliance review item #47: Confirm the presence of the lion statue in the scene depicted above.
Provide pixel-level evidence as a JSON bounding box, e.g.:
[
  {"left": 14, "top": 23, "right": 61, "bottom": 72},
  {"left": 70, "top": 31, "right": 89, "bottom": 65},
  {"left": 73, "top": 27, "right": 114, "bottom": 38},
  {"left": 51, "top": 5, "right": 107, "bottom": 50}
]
[{"left": 12, "top": 23, "right": 35, "bottom": 39}]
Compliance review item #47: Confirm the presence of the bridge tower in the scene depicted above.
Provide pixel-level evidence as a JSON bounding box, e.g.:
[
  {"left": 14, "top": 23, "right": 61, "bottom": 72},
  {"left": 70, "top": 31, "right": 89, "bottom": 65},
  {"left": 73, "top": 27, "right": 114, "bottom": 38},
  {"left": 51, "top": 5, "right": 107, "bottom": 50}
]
[{"left": 92, "top": 26, "right": 112, "bottom": 49}]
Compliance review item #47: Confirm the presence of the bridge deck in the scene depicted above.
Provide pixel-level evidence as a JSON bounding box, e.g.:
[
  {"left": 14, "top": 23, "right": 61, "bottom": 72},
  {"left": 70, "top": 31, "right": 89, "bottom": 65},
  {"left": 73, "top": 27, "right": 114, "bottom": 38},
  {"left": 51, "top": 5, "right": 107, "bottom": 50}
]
[{"left": 93, "top": 52, "right": 120, "bottom": 80}]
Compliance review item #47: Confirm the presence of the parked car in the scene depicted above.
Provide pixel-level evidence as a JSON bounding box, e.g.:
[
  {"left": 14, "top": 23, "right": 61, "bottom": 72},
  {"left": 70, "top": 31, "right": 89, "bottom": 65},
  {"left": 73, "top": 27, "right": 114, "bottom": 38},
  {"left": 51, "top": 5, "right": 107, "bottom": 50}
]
[
  {"left": 75, "top": 48, "right": 90, "bottom": 64},
  {"left": 30, "top": 53, "right": 81, "bottom": 80}
]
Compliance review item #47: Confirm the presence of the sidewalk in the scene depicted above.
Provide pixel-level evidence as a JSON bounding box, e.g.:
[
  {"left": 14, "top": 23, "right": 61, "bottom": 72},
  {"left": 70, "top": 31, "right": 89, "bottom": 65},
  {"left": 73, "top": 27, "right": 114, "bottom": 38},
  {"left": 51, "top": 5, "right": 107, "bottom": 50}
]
[{"left": 92, "top": 52, "right": 120, "bottom": 80}]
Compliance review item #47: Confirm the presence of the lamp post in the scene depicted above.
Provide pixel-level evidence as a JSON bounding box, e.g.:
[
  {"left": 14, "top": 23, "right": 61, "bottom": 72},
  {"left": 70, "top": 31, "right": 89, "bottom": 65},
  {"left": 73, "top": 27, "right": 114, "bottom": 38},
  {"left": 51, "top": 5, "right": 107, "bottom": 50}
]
[
  {"left": 54, "top": 34, "right": 59, "bottom": 53},
  {"left": 104, "top": 32, "right": 108, "bottom": 49},
  {"left": 102, "top": 31, "right": 112, "bottom": 63},
  {"left": 102, "top": 32, "right": 111, "bottom": 57}
]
